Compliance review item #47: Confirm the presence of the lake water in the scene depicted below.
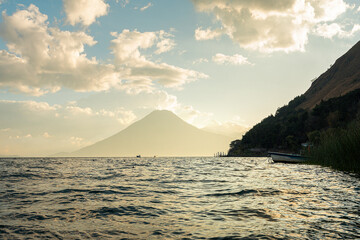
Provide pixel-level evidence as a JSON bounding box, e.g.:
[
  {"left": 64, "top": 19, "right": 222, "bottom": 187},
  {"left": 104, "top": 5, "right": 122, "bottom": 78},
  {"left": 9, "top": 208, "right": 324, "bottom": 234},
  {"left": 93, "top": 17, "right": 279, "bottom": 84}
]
[{"left": 1, "top": 157, "right": 360, "bottom": 239}]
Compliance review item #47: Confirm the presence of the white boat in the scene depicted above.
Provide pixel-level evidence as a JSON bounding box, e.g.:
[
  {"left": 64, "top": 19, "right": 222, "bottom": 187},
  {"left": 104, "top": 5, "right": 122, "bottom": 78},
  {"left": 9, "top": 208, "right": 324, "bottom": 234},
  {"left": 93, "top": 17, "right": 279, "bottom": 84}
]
[{"left": 269, "top": 152, "right": 307, "bottom": 163}]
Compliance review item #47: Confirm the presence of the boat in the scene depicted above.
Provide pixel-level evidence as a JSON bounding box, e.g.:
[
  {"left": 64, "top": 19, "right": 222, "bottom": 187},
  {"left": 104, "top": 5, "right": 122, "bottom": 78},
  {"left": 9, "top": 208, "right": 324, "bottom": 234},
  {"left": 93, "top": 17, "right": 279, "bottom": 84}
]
[{"left": 268, "top": 152, "right": 307, "bottom": 163}]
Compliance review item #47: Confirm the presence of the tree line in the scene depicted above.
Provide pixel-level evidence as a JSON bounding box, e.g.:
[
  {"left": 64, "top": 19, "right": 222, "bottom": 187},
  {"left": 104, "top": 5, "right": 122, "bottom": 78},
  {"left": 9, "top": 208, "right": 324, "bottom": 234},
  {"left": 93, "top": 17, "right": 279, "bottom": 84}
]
[{"left": 228, "top": 89, "right": 360, "bottom": 156}]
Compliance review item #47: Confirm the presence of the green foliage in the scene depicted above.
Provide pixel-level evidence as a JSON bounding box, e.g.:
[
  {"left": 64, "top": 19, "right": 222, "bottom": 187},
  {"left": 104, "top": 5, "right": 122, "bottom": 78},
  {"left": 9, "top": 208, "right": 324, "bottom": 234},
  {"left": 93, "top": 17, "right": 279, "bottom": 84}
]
[
  {"left": 228, "top": 95, "right": 308, "bottom": 156},
  {"left": 308, "top": 89, "right": 360, "bottom": 131},
  {"left": 307, "top": 130, "right": 321, "bottom": 145},
  {"left": 309, "top": 121, "right": 360, "bottom": 173},
  {"left": 228, "top": 89, "right": 360, "bottom": 157},
  {"left": 228, "top": 140, "right": 243, "bottom": 156}
]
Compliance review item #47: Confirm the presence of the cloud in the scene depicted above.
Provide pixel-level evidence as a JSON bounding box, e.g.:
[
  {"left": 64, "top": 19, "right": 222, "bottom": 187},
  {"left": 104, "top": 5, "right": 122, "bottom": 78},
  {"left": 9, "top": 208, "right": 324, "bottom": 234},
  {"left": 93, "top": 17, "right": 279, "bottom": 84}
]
[
  {"left": 69, "top": 136, "right": 86, "bottom": 146},
  {"left": 43, "top": 132, "right": 51, "bottom": 138},
  {"left": 76, "top": 89, "right": 213, "bottom": 129},
  {"left": 110, "top": 29, "right": 208, "bottom": 89},
  {"left": 314, "top": 23, "right": 360, "bottom": 39},
  {"left": 192, "top": 0, "right": 351, "bottom": 52},
  {"left": 116, "top": 0, "right": 130, "bottom": 7},
  {"left": 0, "top": 5, "right": 119, "bottom": 95},
  {"left": 0, "top": 5, "right": 206, "bottom": 96},
  {"left": 172, "top": 104, "right": 249, "bottom": 138},
  {"left": 195, "top": 27, "right": 224, "bottom": 40},
  {"left": 76, "top": 89, "right": 179, "bottom": 114},
  {"left": 212, "top": 53, "right": 251, "bottom": 65},
  {"left": 193, "top": 58, "right": 209, "bottom": 64},
  {"left": 173, "top": 105, "right": 214, "bottom": 127},
  {"left": 63, "top": 0, "right": 109, "bottom": 26},
  {"left": 202, "top": 120, "right": 250, "bottom": 139},
  {"left": 140, "top": 3, "right": 153, "bottom": 11},
  {"left": 8, "top": 134, "right": 32, "bottom": 140},
  {"left": 155, "top": 31, "right": 176, "bottom": 54}
]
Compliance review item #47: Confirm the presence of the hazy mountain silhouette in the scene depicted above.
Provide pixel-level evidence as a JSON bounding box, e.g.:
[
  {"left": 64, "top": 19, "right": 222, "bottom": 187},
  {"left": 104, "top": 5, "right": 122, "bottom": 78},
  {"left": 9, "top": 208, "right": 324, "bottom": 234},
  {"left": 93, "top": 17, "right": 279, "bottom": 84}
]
[
  {"left": 300, "top": 41, "right": 360, "bottom": 109},
  {"left": 73, "top": 110, "right": 231, "bottom": 157}
]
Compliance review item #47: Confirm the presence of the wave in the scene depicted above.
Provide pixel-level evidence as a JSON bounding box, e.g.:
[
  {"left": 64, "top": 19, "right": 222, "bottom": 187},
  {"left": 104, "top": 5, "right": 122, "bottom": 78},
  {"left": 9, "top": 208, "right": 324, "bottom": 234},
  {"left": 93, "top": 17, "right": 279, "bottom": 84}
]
[
  {"left": 90, "top": 206, "right": 167, "bottom": 218},
  {"left": 206, "top": 188, "right": 282, "bottom": 197}
]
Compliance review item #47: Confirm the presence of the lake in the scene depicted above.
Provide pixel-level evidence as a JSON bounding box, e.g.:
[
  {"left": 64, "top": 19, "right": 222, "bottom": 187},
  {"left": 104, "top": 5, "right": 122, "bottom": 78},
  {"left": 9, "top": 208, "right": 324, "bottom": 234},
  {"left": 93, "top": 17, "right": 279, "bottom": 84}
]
[{"left": 1, "top": 157, "right": 359, "bottom": 239}]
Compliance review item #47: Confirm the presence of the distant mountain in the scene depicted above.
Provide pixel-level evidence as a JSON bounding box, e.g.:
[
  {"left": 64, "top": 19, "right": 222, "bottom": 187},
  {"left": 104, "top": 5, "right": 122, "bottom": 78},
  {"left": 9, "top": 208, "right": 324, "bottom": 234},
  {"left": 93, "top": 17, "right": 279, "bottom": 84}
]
[
  {"left": 202, "top": 124, "right": 249, "bottom": 139},
  {"left": 73, "top": 110, "right": 231, "bottom": 157},
  {"left": 300, "top": 41, "right": 360, "bottom": 109},
  {"left": 0, "top": 154, "right": 19, "bottom": 158},
  {"left": 51, "top": 152, "right": 70, "bottom": 157}
]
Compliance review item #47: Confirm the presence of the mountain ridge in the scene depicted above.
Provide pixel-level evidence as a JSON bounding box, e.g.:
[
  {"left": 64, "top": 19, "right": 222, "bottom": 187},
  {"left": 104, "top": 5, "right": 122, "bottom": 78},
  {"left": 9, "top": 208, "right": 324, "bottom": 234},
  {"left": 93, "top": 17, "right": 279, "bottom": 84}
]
[
  {"left": 74, "top": 110, "right": 231, "bottom": 157},
  {"left": 300, "top": 40, "right": 360, "bottom": 109}
]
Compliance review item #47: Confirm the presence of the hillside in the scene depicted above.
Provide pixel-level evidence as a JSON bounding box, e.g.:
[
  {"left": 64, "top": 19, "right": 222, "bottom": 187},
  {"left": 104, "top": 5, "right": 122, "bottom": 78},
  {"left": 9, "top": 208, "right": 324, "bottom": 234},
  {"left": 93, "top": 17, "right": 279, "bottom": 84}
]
[
  {"left": 74, "top": 110, "right": 231, "bottom": 157},
  {"left": 300, "top": 41, "right": 360, "bottom": 109},
  {"left": 228, "top": 41, "right": 360, "bottom": 156}
]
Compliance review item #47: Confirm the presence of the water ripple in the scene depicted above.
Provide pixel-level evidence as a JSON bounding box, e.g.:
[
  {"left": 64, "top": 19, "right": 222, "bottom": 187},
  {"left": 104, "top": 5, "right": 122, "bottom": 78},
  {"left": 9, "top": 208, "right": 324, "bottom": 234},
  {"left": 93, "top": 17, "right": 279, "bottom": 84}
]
[
  {"left": 206, "top": 188, "right": 282, "bottom": 197},
  {"left": 1, "top": 157, "right": 359, "bottom": 239}
]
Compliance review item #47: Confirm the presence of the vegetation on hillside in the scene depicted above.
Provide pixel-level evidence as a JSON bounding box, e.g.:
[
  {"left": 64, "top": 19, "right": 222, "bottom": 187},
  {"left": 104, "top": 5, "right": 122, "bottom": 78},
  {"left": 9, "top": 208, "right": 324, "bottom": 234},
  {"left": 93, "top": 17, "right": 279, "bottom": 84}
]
[
  {"left": 228, "top": 88, "right": 360, "bottom": 156},
  {"left": 308, "top": 121, "right": 360, "bottom": 173}
]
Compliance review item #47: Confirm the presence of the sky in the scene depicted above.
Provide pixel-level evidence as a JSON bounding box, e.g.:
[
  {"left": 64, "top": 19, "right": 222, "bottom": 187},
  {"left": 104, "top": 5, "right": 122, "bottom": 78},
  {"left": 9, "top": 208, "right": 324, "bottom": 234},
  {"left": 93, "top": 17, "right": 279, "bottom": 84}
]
[{"left": 0, "top": 0, "right": 359, "bottom": 156}]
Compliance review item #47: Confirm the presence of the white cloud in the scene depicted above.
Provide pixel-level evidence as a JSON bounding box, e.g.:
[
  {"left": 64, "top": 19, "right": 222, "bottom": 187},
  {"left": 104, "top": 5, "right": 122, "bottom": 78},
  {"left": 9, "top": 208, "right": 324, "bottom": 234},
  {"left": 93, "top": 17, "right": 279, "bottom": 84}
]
[
  {"left": 77, "top": 89, "right": 179, "bottom": 113},
  {"left": 110, "top": 29, "right": 208, "bottom": 89},
  {"left": 193, "top": 58, "right": 209, "bottom": 64},
  {"left": 112, "top": 109, "right": 136, "bottom": 125},
  {"left": 63, "top": 0, "right": 109, "bottom": 26},
  {"left": 0, "top": 5, "right": 206, "bottom": 96},
  {"left": 314, "top": 23, "right": 360, "bottom": 38},
  {"left": 155, "top": 31, "right": 176, "bottom": 54},
  {"left": 116, "top": 0, "right": 130, "bottom": 7},
  {"left": 152, "top": 91, "right": 179, "bottom": 111},
  {"left": 140, "top": 3, "right": 153, "bottom": 11},
  {"left": 195, "top": 27, "right": 224, "bottom": 40},
  {"left": 76, "top": 89, "right": 214, "bottom": 129},
  {"left": 212, "top": 53, "right": 251, "bottom": 65},
  {"left": 0, "top": 5, "right": 119, "bottom": 95},
  {"left": 174, "top": 105, "right": 213, "bottom": 127},
  {"left": 8, "top": 134, "right": 32, "bottom": 140},
  {"left": 349, "top": 25, "right": 360, "bottom": 36},
  {"left": 314, "top": 23, "right": 343, "bottom": 38},
  {"left": 192, "top": 0, "right": 351, "bottom": 52},
  {"left": 203, "top": 120, "right": 249, "bottom": 139},
  {"left": 43, "top": 132, "right": 51, "bottom": 138},
  {"left": 69, "top": 136, "right": 85, "bottom": 146}
]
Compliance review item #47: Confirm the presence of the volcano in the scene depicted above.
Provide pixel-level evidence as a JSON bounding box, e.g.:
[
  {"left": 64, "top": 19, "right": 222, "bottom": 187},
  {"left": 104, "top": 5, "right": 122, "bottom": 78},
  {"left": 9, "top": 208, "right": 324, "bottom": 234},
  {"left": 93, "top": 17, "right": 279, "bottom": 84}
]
[{"left": 73, "top": 110, "right": 231, "bottom": 157}]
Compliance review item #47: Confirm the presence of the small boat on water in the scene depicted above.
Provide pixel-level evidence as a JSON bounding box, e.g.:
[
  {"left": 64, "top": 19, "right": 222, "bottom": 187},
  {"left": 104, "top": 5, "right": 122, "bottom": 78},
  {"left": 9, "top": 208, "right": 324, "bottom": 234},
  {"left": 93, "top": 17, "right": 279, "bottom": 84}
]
[{"left": 269, "top": 152, "right": 307, "bottom": 163}]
